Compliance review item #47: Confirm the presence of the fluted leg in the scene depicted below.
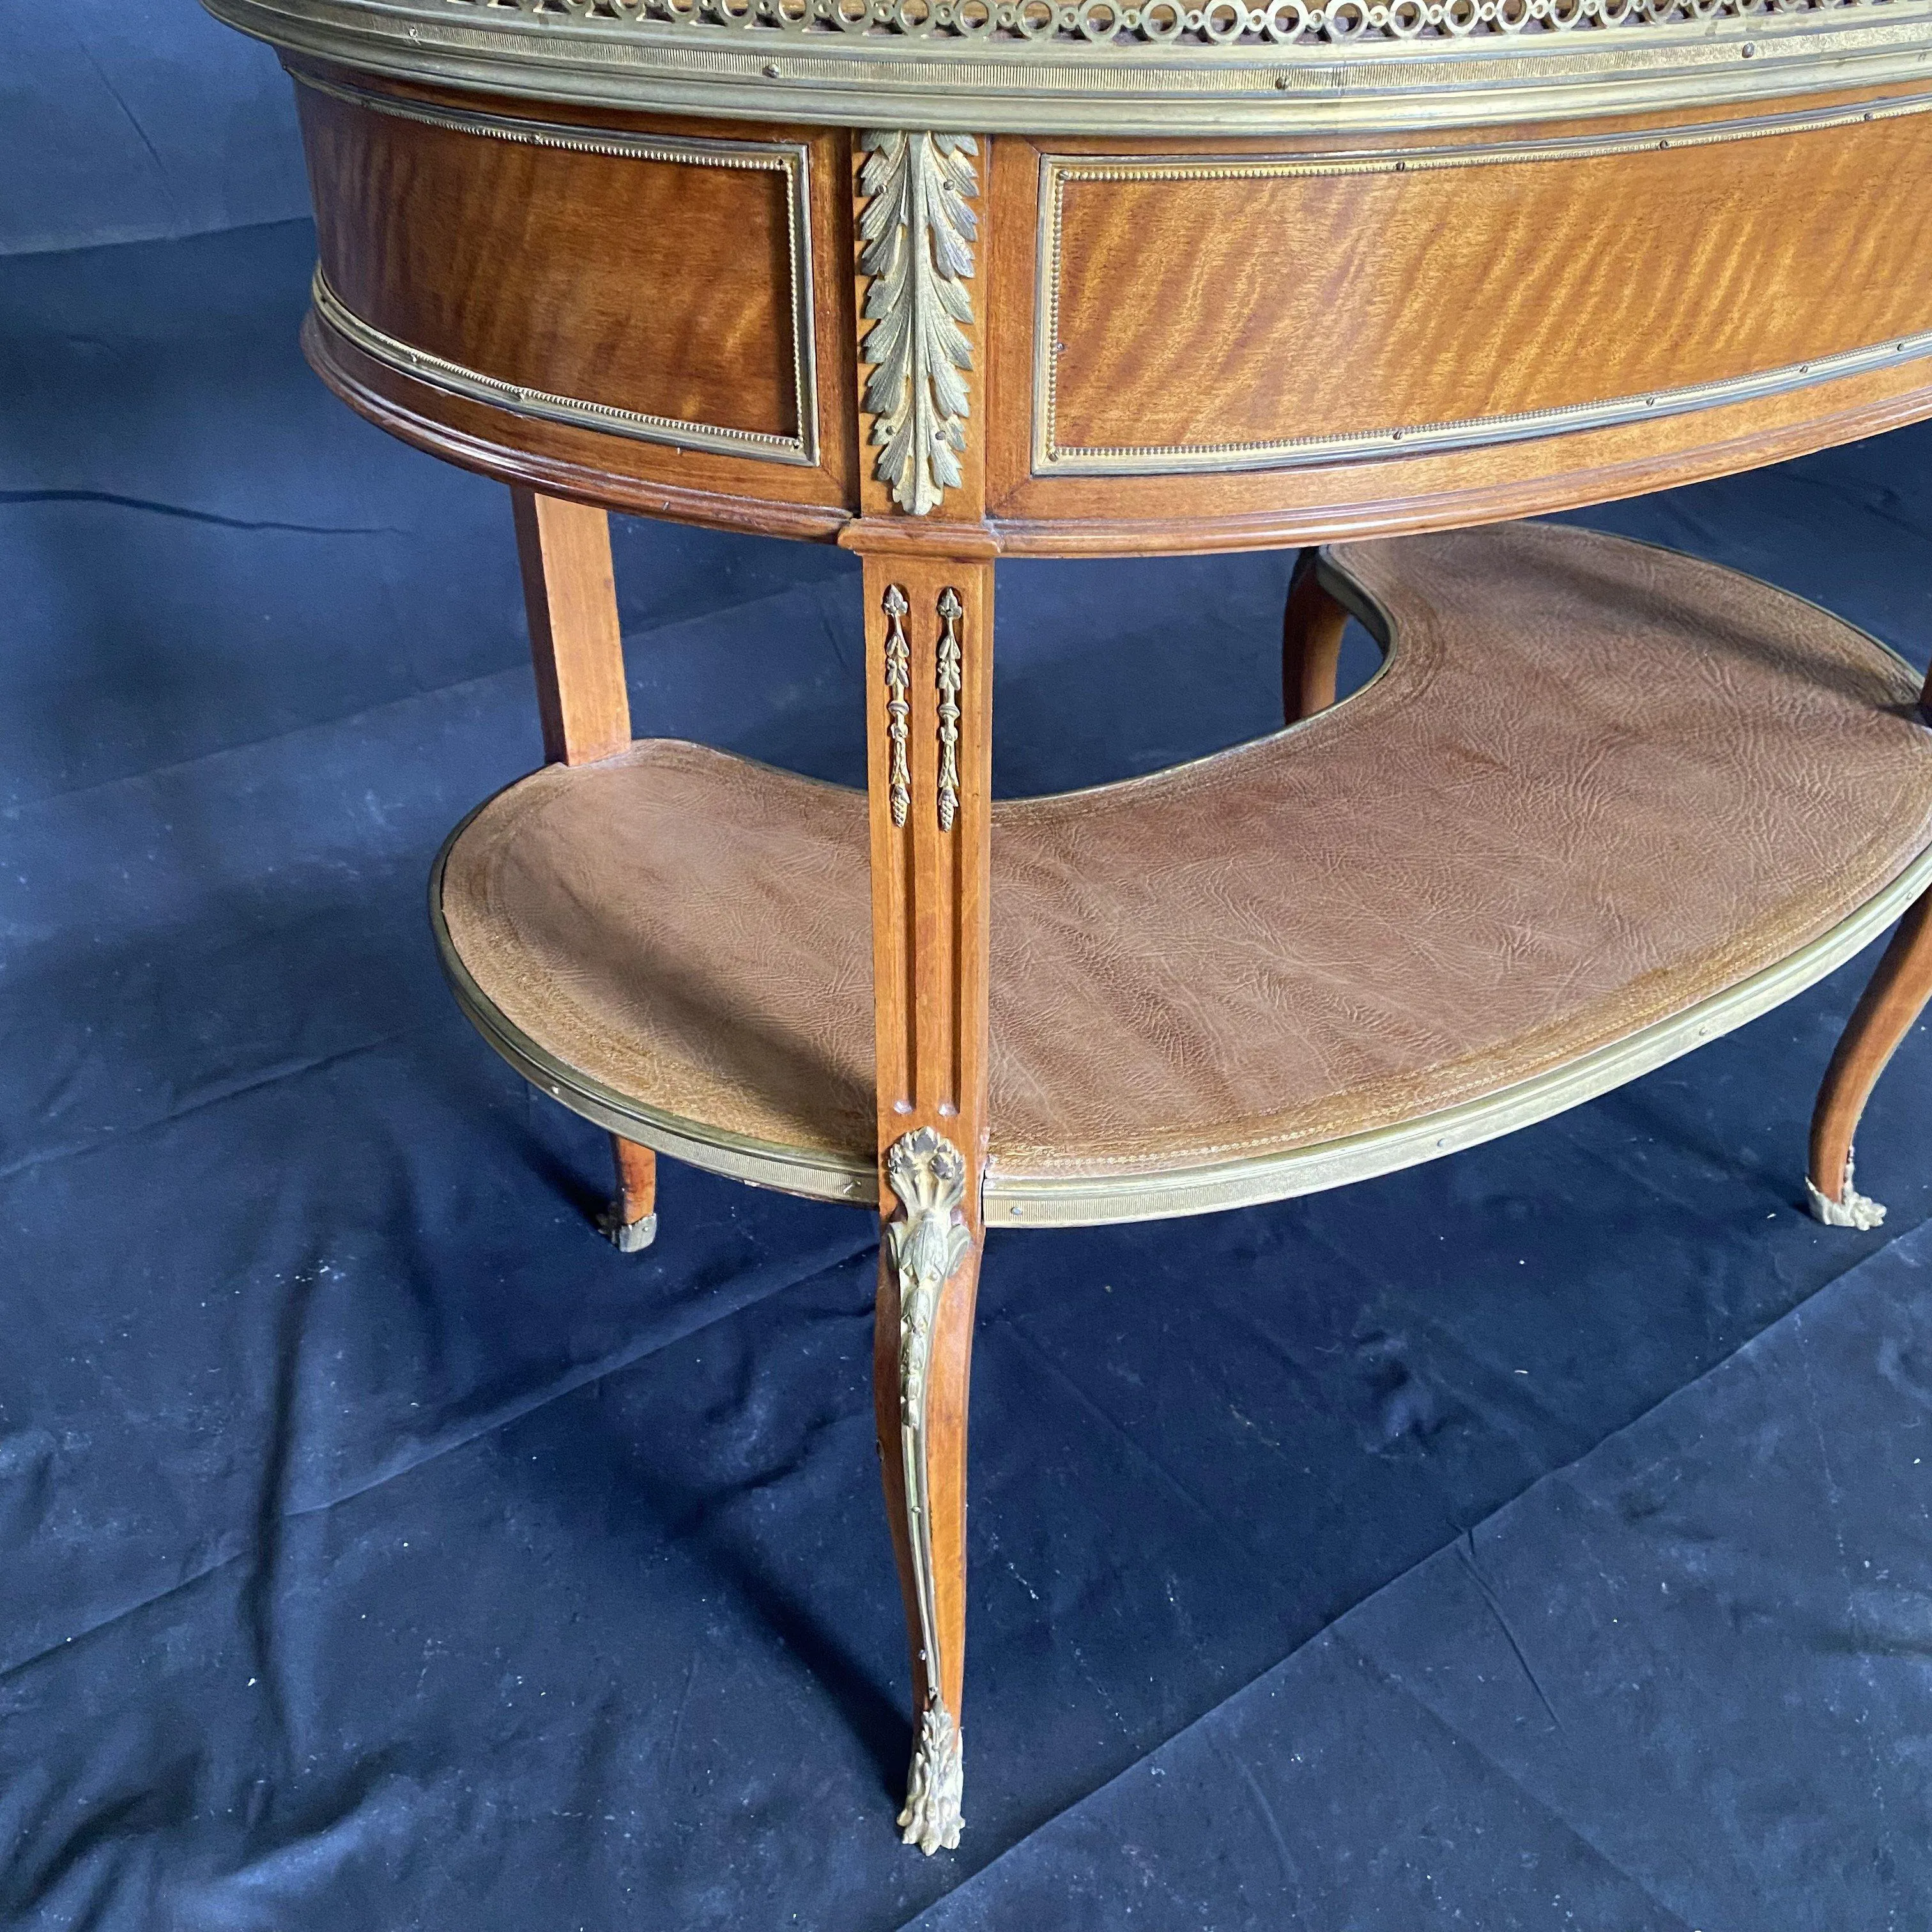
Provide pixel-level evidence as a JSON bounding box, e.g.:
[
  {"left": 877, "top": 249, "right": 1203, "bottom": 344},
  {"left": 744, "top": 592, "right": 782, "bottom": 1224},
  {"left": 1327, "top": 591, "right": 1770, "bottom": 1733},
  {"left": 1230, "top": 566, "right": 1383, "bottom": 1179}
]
[
  {"left": 859, "top": 546, "right": 992, "bottom": 1853},
  {"left": 1282, "top": 548, "right": 1349, "bottom": 724},
  {"left": 1808, "top": 891, "right": 1932, "bottom": 1227}
]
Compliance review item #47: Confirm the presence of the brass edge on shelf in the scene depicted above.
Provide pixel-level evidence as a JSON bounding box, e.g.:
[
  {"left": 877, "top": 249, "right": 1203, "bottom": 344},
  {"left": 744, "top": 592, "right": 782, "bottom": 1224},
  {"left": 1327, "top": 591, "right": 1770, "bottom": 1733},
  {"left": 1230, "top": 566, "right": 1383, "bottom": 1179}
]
[
  {"left": 1030, "top": 100, "right": 1932, "bottom": 479},
  {"left": 988, "top": 838, "right": 1932, "bottom": 1225},
  {"left": 297, "top": 69, "right": 820, "bottom": 468},
  {"left": 427, "top": 808, "right": 879, "bottom": 1206},
  {"left": 202, "top": 0, "right": 1932, "bottom": 138},
  {"left": 429, "top": 776, "right": 1932, "bottom": 1227}
]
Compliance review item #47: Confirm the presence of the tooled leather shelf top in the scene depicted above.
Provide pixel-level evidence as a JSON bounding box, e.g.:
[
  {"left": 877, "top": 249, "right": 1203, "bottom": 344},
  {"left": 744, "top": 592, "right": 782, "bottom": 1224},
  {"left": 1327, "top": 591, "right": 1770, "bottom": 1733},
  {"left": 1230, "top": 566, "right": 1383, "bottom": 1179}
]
[{"left": 202, "top": 0, "right": 1932, "bottom": 135}]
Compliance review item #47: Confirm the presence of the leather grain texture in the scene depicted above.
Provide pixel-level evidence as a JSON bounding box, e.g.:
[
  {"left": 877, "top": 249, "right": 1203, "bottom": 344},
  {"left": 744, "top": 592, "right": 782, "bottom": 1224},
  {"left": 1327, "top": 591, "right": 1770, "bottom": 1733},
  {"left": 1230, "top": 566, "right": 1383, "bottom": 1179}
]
[{"left": 440, "top": 523, "right": 1932, "bottom": 1186}]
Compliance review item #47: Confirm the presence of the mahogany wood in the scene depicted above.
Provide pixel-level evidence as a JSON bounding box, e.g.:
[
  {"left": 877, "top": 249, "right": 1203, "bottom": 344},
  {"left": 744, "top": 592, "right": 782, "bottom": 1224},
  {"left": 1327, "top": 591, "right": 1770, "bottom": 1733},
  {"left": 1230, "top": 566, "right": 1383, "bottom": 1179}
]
[
  {"left": 601, "top": 1130, "right": 661, "bottom": 1252},
  {"left": 1809, "top": 891, "right": 1932, "bottom": 1219},
  {"left": 293, "top": 63, "right": 859, "bottom": 520},
  {"left": 983, "top": 96, "right": 1932, "bottom": 544},
  {"left": 1282, "top": 548, "right": 1346, "bottom": 721},
  {"left": 285, "top": 68, "right": 1932, "bottom": 556},
  {"left": 609, "top": 1132, "right": 659, "bottom": 1225},
  {"left": 297, "top": 77, "right": 802, "bottom": 441},
  {"left": 1038, "top": 109, "right": 1932, "bottom": 459},
  {"left": 305, "top": 316, "right": 854, "bottom": 540}
]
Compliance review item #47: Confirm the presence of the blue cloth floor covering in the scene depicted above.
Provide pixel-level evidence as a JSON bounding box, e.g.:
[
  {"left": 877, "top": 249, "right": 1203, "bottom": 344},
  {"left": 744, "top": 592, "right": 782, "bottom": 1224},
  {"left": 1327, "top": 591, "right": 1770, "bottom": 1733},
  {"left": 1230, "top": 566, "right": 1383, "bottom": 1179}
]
[{"left": 4, "top": 217, "right": 1932, "bottom": 1930}]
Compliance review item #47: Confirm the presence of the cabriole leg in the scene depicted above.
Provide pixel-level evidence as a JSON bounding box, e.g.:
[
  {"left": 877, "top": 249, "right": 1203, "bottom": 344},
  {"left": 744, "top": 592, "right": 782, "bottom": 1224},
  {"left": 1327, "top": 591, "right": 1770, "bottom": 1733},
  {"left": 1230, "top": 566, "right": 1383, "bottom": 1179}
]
[
  {"left": 1282, "top": 548, "right": 1348, "bottom": 724},
  {"left": 598, "top": 1134, "right": 659, "bottom": 1252},
  {"left": 861, "top": 548, "right": 992, "bottom": 1853},
  {"left": 1808, "top": 891, "right": 1932, "bottom": 1228}
]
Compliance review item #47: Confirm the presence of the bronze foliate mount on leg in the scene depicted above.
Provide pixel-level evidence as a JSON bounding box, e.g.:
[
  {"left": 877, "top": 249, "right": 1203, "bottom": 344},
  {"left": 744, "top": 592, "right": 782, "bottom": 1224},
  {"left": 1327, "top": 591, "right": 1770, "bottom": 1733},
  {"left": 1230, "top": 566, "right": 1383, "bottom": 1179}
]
[
  {"left": 861, "top": 556, "right": 993, "bottom": 1855},
  {"left": 884, "top": 1124, "right": 972, "bottom": 1849},
  {"left": 852, "top": 117, "right": 992, "bottom": 1851}
]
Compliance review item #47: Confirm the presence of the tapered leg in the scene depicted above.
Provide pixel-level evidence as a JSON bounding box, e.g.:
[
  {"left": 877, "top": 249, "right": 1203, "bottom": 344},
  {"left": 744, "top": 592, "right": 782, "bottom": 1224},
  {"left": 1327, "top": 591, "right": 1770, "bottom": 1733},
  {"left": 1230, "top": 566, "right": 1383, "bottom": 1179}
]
[
  {"left": 1807, "top": 891, "right": 1932, "bottom": 1227},
  {"left": 861, "top": 548, "right": 993, "bottom": 1853},
  {"left": 510, "top": 486, "right": 660, "bottom": 1245},
  {"left": 597, "top": 1134, "right": 659, "bottom": 1252},
  {"left": 1282, "top": 548, "right": 1348, "bottom": 724},
  {"left": 510, "top": 486, "right": 632, "bottom": 767}
]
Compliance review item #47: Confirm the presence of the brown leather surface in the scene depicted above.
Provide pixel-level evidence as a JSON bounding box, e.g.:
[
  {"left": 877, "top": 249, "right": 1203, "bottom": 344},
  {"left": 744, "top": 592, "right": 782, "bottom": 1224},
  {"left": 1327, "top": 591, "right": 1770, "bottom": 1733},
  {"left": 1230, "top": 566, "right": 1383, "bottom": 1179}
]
[{"left": 440, "top": 523, "right": 1932, "bottom": 1184}]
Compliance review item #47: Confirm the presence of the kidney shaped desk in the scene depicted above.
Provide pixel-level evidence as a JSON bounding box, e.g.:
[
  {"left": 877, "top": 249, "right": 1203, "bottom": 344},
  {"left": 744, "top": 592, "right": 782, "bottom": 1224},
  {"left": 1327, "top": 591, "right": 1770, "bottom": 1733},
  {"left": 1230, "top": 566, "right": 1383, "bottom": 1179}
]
[{"left": 205, "top": 0, "right": 1932, "bottom": 1851}]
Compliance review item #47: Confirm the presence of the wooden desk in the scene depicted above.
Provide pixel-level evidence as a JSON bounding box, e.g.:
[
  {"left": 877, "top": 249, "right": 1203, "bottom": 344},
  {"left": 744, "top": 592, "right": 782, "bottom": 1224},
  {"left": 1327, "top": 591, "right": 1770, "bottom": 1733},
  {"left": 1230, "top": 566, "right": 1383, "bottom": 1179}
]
[{"left": 202, "top": 0, "right": 1932, "bottom": 1849}]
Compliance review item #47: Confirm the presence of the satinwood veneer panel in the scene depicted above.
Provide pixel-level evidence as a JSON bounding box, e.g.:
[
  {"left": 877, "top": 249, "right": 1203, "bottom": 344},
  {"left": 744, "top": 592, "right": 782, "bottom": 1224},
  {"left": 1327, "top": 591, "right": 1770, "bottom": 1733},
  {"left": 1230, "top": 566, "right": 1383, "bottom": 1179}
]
[
  {"left": 295, "top": 73, "right": 815, "bottom": 452},
  {"left": 1037, "top": 98, "right": 1932, "bottom": 473}
]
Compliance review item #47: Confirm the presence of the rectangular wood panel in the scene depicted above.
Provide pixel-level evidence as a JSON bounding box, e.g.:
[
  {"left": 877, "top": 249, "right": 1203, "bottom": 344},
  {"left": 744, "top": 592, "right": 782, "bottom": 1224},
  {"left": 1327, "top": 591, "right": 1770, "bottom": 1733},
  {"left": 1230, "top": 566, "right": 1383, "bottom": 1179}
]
[
  {"left": 297, "top": 76, "right": 813, "bottom": 457},
  {"left": 1036, "top": 100, "right": 1932, "bottom": 475}
]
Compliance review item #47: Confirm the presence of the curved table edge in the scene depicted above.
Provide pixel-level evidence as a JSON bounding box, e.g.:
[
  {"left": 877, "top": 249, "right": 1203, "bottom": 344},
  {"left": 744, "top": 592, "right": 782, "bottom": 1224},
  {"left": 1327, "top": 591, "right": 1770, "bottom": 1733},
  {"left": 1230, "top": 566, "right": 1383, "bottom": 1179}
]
[{"left": 429, "top": 788, "right": 1932, "bottom": 1229}]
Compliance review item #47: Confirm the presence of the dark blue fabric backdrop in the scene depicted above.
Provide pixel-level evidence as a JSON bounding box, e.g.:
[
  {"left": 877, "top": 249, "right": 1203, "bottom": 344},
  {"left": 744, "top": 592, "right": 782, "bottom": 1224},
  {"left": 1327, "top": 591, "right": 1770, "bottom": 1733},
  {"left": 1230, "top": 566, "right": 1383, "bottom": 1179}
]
[
  {"left": 6, "top": 40, "right": 1932, "bottom": 1932},
  {"left": 0, "top": 3, "right": 308, "bottom": 258}
]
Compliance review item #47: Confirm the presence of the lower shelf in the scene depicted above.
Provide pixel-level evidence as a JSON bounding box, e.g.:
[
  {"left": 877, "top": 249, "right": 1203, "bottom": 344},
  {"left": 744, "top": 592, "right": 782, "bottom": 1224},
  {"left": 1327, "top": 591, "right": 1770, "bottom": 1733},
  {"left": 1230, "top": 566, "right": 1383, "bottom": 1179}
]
[{"left": 434, "top": 523, "right": 1932, "bottom": 1227}]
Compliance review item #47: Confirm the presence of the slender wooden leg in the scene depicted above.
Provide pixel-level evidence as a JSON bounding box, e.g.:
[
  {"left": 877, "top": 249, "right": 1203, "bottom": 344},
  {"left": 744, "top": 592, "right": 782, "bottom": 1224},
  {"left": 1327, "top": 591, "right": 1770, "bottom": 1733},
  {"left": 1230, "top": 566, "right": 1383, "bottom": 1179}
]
[
  {"left": 597, "top": 1134, "right": 659, "bottom": 1252},
  {"left": 510, "top": 485, "right": 632, "bottom": 767},
  {"left": 861, "top": 547, "right": 992, "bottom": 1854},
  {"left": 510, "top": 486, "right": 657, "bottom": 1245},
  {"left": 1282, "top": 548, "right": 1349, "bottom": 724},
  {"left": 1807, "top": 891, "right": 1932, "bottom": 1227}
]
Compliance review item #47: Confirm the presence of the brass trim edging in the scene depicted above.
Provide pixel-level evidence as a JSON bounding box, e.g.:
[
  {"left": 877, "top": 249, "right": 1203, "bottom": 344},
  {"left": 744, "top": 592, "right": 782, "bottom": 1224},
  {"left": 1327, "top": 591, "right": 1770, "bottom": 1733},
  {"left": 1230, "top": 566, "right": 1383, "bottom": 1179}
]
[
  {"left": 431, "top": 809, "right": 1932, "bottom": 1222},
  {"left": 206, "top": 0, "right": 1932, "bottom": 138},
  {"left": 992, "top": 838, "right": 1932, "bottom": 1224},
  {"left": 429, "top": 811, "right": 877, "bottom": 1204},
  {"left": 298, "top": 72, "right": 820, "bottom": 466},
  {"left": 1033, "top": 96, "right": 1932, "bottom": 477}
]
